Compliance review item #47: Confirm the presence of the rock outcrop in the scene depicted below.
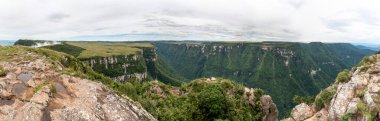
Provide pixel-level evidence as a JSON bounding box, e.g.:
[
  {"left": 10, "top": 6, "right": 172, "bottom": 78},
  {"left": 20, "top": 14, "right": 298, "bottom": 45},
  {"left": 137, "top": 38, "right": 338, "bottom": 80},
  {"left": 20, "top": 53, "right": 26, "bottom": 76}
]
[
  {"left": 244, "top": 87, "right": 279, "bottom": 121},
  {"left": 0, "top": 48, "right": 156, "bottom": 121},
  {"left": 283, "top": 53, "right": 380, "bottom": 121}
]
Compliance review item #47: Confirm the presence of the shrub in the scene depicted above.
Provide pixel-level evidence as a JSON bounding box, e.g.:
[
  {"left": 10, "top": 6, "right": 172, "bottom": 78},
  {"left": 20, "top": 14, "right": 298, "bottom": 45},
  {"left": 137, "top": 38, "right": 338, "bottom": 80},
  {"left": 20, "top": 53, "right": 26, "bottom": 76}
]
[
  {"left": 336, "top": 69, "right": 351, "bottom": 83},
  {"left": 341, "top": 113, "right": 352, "bottom": 121},
  {"left": 315, "top": 86, "right": 336, "bottom": 110},
  {"left": 196, "top": 85, "right": 227, "bottom": 120},
  {"left": 0, "top": 66, "right": 6, "bottom": 77},
  {"left": 293, "top": 95, "right": 314, "bottom": 105},
  {"left": 356, "top": 90, "right": 365, "bottom": 99},
  {"left": 293, "top": 95, "right": 303, "bottom": 104},
  {"left": 50, "top": 84, "right": 57, "bottom": 94}
]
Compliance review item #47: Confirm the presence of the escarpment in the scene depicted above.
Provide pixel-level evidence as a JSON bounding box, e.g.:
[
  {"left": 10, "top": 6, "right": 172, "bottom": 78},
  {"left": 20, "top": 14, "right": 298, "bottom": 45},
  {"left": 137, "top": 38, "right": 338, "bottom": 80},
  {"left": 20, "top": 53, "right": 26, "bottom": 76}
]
[
  {"left": 283, "top": 53, "right": 380, "bottom": 121},
  {"left": 42, "top": 41, "right": 184, "bottom": 86},
  {"left": 0, "top": 46, "right": 156, "bottom": 121}
]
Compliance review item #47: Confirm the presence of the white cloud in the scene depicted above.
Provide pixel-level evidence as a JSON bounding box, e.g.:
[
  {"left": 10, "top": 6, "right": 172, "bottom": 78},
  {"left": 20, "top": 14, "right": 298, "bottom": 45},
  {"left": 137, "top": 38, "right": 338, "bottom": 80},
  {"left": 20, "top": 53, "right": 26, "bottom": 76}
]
[{"left": 0, "top": 0, "right": 380, "bottom": 43}]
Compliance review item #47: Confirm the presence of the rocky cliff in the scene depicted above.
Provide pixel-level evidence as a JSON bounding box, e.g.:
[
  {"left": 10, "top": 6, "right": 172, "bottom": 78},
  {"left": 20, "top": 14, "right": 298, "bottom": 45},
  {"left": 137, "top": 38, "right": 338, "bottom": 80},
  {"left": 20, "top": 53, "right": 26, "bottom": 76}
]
[
  {"left": 283, "top": 52, "right": 380, "bottom": 121},
  {"left": 0, "top": 46, "right": 156, "bottom": 121}
]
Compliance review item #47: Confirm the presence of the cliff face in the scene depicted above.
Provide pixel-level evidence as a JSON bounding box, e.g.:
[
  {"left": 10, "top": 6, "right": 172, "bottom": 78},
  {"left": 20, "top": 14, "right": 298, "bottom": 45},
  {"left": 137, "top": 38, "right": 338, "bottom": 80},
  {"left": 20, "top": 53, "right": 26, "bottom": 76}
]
[
  {"left": 284, "top": 53, "right": 380, "bottom": 121},
  {"left": 42, "top": 41, "right": 184, "bottom": 86},
  {"left": 155, "top": 42, "right": 373, "bottom": 117},
  {"left": 0, "top": 47, "right": 156, "bottom": 121},
  {"left": 82, "top": 53, "right": 149, "bottom": 82}
]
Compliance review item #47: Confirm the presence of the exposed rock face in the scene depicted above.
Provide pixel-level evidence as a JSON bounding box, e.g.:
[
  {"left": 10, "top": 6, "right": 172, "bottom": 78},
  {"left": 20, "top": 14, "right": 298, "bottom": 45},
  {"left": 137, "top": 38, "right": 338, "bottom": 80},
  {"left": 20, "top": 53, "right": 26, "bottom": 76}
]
[
  {"left": 82, "top": 48, "right": 157, "bottom": 83},
  {"left": 283, "top": 54, "right": 380, "bottom": 121},
  {"left": 288, "top": 103, "right": 314, "bottom": 121},
  {"left": 244, "top": 88, "right": 279, "bottom": 121},
  {"left": 84, "top": 54, "right": 149, "bottom": 82},
  {"left": 0, "top": 51, "right": 156, "bottom": 121},
  {"left": 260, "top": 95, "right": 280, "bottom": 121}
]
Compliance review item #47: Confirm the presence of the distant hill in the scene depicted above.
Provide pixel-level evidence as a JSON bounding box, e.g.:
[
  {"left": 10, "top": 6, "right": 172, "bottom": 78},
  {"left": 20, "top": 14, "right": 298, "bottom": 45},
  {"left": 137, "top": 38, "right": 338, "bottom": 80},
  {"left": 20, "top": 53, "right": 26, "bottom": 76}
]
[{"left": 356, "top": 45, "right": 380, "bottom": 51}]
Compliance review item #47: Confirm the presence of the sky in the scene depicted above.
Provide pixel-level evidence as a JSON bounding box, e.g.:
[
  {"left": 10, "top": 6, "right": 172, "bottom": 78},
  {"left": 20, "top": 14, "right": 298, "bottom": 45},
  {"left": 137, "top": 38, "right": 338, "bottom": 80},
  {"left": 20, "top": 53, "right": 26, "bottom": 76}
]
[{"left": 1, "top": 0, "right": 380, "bottom": 44}]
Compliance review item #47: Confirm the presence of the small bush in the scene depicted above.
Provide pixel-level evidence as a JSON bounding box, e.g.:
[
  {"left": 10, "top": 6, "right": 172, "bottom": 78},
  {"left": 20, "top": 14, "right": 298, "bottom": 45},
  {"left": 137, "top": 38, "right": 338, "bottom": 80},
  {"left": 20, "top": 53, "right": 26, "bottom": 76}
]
[
  {"left": 315, "top": 86, "right": 336, "bottom": 110},
  {"left": 293, "top": 95, "right": 314, "bottom": 105},
  {"left": 0, "top": 66, "right": 6, "bottom": 77},
  {"left": 336, "top": 69, "right": 351, "bottom": 83},
  {"left": 356, "top": 90, "right": 365, "bottom": 99},
  {"left": 341, "top": 113, "right": 352, "bottom": 121}
]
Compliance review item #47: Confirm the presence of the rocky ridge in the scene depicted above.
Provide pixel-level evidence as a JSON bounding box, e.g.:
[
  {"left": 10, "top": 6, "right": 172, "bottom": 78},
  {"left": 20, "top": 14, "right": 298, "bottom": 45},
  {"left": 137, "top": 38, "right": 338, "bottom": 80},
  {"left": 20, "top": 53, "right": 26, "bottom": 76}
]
[
  {"left": 283, "top": 53, "right": 380, "bottom": 121},
  {"left": 0, "top": 47, "right": 156, "bottom": 121}
]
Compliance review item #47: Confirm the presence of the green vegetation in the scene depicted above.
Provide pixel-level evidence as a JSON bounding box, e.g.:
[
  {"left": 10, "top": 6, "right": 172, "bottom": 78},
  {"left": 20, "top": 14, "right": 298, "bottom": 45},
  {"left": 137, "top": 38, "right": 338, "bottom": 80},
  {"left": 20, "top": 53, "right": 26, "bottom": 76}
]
[
  {"left": 0, "top": 66, "right": 6, "bottom": 77},
  {"left": 357, "top": 101, "right": 376, "bottom": 121},
  {"left": 44, "top": 42, "right": 85, "bottom": 57},
  {"left": 357, "top": 56, "right": 378, "bottom": 72},
  {"left": 65, "top": 42, "right": 153, "bottom": 58},
  {"left": 315, "top": 86, "right": 336, "bottom": 110},
  {"left": 128, "top": 78, "right": 264, "bottom": 121},
  {"left": 341, "top": 113, "right": 352, "bottom": 121},
  {"left": 155, "top": 42, "right": 372, "bottom": 117},
  {"left": 336, "top": 69, "right": 351, "bottom": 83},
  {"left": 34, "top": 81, "right": 49, "bottom": 93},
  {"left": 292, "top": 95, "right": 314, "bottom": 105},
  {"left": 356, "top": 90, "right": 365, "bottom": 99},
  {"left": 50, "top": 84, "right": 57, "bottom": 94}
]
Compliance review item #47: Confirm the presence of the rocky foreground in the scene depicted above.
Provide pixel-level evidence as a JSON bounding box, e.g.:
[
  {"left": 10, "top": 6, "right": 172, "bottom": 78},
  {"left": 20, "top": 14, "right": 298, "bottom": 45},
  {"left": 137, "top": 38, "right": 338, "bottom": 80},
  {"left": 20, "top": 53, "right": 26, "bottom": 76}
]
[
  {"left": 0, "top": 48, "right": 156, "bottom": 121},
  {"left": 284, "top": 54, "right": 380, "bottom": 121}
]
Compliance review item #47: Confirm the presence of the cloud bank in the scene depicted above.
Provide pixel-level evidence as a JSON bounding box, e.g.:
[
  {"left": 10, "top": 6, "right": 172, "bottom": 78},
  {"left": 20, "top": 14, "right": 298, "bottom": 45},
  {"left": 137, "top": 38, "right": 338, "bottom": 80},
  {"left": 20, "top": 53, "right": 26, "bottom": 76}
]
[{"left": 0, "top": 0, "right": 380, "bottom": 43}]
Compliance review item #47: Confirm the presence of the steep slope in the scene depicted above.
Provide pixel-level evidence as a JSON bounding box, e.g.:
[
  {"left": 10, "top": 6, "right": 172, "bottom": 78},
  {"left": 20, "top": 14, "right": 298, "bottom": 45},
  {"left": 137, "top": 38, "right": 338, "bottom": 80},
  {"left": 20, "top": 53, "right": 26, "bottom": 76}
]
[
  {"left": 154, "top": 41, "right": 373, "bottom": 116},
  {"left": 283, "top": 52, "right": 380, "bottom": 121},
  {"left": 0, "top": 46, "right": 156, "bottom": 121}
]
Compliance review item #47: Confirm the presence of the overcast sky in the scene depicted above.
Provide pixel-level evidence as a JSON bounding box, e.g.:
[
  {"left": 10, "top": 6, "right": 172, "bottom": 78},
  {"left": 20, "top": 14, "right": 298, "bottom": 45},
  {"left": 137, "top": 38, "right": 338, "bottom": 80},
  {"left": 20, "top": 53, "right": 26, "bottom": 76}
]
[{"left": 1, "top": 0, "right": 380, "bottom": 43}]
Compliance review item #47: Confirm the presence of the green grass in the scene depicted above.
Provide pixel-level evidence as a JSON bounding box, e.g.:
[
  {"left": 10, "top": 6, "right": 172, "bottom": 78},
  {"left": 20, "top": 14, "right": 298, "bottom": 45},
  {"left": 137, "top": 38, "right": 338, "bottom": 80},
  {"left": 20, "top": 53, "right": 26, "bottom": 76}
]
[
  {"left": 65, "top": 42, "right": 153, "bottom": 58},
  {"left": 43, "top": 42, "right": 85, "bottom": 57},
  {"left": 34, "top": 81, "right": 49, "bottom": 93}
]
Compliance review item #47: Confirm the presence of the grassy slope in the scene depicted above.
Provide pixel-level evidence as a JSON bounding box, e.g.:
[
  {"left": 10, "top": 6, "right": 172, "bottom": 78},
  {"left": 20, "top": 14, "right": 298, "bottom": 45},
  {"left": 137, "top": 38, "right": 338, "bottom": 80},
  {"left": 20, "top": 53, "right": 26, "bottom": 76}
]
[
  {"left": 65, "top": 41, "right": 153, "bottom": 58},
  {"left": 154, "top": 42, "right": 373, "bottom": 117}
]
